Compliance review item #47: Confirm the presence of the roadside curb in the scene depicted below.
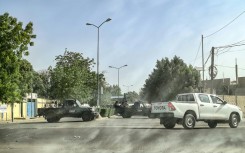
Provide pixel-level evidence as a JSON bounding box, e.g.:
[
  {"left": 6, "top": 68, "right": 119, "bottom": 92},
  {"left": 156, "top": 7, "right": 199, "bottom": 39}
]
[{"left": 0, "top": 117, "right": 45, "bottom": 124}]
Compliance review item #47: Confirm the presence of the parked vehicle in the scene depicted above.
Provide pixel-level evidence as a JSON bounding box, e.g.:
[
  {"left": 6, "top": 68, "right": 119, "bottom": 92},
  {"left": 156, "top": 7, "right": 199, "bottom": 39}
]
[
  {"left": 151, "top": 93, "right": 243, "bottom": 129},
  {"left": 114, "top": 101, "right": 151, "bottom": 118},
  {"left": 37, "top": 99, "right": 97, "bottom": 123}
]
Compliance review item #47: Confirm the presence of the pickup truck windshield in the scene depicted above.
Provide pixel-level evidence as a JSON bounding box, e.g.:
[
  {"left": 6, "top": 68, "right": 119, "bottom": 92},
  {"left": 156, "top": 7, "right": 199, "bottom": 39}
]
[{"left": 64, "top": 99, "right": 83, "bottom": 107}]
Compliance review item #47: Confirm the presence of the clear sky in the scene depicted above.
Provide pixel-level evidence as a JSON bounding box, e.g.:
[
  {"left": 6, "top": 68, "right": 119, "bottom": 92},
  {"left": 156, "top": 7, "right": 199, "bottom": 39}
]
[{"left": 1, "top": 0, "right": 245, "bottom": 94}]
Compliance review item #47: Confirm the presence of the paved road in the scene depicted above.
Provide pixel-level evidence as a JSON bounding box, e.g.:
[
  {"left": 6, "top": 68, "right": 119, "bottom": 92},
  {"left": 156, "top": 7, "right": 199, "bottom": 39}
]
[{"left": 0, "top": 116, "right": 245, "bottom": 153}]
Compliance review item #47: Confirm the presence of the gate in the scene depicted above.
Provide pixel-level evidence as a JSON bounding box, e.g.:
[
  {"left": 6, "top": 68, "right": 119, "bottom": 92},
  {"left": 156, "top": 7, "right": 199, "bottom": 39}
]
[{"left": 27, "top": 102, "right": 35, "bottom": 118}]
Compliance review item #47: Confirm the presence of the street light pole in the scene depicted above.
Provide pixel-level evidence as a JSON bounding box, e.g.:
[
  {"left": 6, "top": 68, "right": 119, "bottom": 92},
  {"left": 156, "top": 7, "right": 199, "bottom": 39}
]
[
  {"left": 123, "top": 85, "right": 133, "bottom": 93},
  {"left": 109, "top": 65, "right": 128, "bottom": 100},
  {"left": 86, "top": 18, "right": 111, "bottom": 107}
]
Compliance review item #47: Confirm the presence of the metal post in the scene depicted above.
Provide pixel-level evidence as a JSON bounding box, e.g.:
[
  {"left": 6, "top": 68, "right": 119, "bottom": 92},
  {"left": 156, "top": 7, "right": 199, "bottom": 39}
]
[
  {"left": 86, "top": 18, "right": 111, "bottom": 107},
  {"left": 235, "top": 59, "right": 238, "bottom": 106},
  {"left": 202, "top": 35, "right": 205, "bottom": 92},
  {"left": 211, "top": 47, "right": 214, "bottom": 94},
  {"left": 97, "top": 28, "right": 100, "bottom": 107},
  {"left": 118, "top": 68, "right": 120, "bottom": 100},
  {"left": 109, "top": 65, "right": 128, "bottom": 101}
]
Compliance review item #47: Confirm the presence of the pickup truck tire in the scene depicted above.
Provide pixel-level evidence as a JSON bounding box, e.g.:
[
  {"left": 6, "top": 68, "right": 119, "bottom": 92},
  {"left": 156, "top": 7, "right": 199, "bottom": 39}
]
[
  {"left": 46, "top": 111, "right": 60, "bottom": 123},
  {"left": 47, "top": 116, "right": 60, "bottom": 123},
  {"left": 82, "top": 112, "right": 92, "bottom": 122},
  {"left": 163, "top": 121, "right": 176, "bottom": 129},
  {"left": 183, "top": 114, "right": 196, "bottom": 129},
  {"left": 229, "top": 113, "right": 239, "bottom": 128},
  {"left": 122, "top": 110, "right": 132, "bottom": 118},
  {"left": 208, "top": 121, "right": 217, "bottom": 128}
]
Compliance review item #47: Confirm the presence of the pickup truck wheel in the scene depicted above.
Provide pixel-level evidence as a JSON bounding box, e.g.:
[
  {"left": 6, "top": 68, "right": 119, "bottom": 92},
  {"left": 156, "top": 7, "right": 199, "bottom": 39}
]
[
  {"left": 229, "top": 113, "right": 239, "bottom": 128},
  {"left": 46, "top": 111, "right": 60, "bottom": 123},
  {"left": 47, "top": 116, "right": 60, "bottom": 123},
  {"left": 122, "top": 113, "right": 131, "bottom": 118},
  {"left": 122, "top": 110, "right": 132, "bottom": 118},
  {"left": 183, "top": 114, "right": 196, "bottom": 129},
  {"left": 208, "top": 121, "right": 217, "bottom": 128},
  {"left": 163, "top": 121, "right": 176, "bottom": 129},
  {"left": 82, "top": 112, "right": 91, "bottom": 122}
]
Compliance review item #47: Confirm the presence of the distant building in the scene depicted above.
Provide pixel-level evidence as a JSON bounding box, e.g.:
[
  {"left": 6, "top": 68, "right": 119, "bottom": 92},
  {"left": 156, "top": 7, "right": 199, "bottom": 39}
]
[{"left": 202, "top": 77, "right": 245, "bottom": 96}]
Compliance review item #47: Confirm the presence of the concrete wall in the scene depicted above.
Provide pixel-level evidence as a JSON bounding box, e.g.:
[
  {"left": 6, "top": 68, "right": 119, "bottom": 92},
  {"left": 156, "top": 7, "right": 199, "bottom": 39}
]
[
  {"left": 0, "top": 98, "right": 51, "bottom": 121},
  {"left": 0, "top": 102, "right": 27, "bottom": 121},
  {"left": 219, "top": 95, "right": 245, "bottom": 115}
]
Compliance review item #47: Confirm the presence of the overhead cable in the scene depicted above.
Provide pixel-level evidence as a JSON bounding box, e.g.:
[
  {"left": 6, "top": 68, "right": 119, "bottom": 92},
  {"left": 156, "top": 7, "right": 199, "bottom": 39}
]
[{"left": 204, "top": 11, "right": 245, "bottom": 38}]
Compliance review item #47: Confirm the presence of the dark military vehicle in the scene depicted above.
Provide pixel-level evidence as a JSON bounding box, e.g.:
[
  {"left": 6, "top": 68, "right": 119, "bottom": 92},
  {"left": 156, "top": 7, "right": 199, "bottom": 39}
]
[
  {"left": 37, "top": 99, "right": 96, "bottom": 123},
  {"left": 114, "top": 101, "right": 152, "bottom": 118}
]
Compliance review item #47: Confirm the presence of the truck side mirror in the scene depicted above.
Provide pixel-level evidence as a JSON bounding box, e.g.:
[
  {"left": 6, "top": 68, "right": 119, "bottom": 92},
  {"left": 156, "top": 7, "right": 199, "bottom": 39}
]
[{"left": 223, "top": 101, "right": 227, "bottom": 105}]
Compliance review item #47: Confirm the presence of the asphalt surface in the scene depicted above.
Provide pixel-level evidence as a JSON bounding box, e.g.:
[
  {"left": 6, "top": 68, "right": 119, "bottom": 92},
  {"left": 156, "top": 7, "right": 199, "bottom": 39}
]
[{"left": 0, "top": 116, "right": 245, "bottom": 153}]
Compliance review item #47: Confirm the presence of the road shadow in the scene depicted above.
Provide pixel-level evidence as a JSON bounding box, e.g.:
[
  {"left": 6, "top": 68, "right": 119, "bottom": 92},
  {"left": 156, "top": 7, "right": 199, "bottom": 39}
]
[
  {"left": 124, "top": 127, "right": 230, "bottom": 130},
  {"left": 110, "top": 117, "right": 155, "bottom": 119},
  {"left": 18, "top": 120, "right": 92, "bottom": 124}
]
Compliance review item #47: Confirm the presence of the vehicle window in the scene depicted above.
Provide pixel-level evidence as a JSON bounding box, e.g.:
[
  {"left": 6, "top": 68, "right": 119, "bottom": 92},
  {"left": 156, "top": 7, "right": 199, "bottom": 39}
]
[
  {"left": 198, "top": 94, "right": 210, "bottom": 103},
  {"left": 211, "top": 96, "right": 223, "bottom": 104},
  {"left": 177, "top": 95, "right": 183, "bottom": 101},
  {"left": 66, "top": 100, "right": 75, "bottom": 107},
  {"left": 177, "top": 94, "right": 194, "bottom": 102},
  {"left": 187, "top": 94, "right": 195, "bottom": 101}
]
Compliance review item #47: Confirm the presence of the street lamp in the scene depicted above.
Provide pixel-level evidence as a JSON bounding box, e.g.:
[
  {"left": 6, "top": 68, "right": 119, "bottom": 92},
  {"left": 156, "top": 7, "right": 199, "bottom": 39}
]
[
  {"left": 109, "top": 65, "right": 128, "bottom": 99},
  {"left": 86, "top": 18, "right": 111, "bottom": 107},
  {"left": 123, "top": 85, "right": 133, "bottom": 93}
]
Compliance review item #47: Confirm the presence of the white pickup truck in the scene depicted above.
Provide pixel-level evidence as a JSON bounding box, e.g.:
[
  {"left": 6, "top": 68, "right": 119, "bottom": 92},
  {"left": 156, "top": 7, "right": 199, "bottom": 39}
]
[{"left": 151, "top": 93, "right": 243, "bottom": 129}]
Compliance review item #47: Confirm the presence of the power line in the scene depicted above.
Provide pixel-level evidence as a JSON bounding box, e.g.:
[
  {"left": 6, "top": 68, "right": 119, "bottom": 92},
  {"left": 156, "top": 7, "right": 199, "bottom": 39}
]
[
  {"left": 204, "top": 11, "right": 245, "bottom": 38},
  {"left": 216, "top": 64, "right": 245, "bottom": 70},
  {"left": 193, "top": 40, "right": 202, "bottom": 66}
]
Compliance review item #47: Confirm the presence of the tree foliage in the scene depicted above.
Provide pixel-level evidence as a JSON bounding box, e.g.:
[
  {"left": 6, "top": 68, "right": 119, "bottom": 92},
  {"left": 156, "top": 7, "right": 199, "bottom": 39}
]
[
  {"left": 141, "top": 56, "right": 200, "bottom": 102},
  {"left": 19, "top": 59, "right": 34, "bottom": 96},
  {"left": 0, "top": 12, "right": 35, "bottom": 103},
  {"left": 32, "top": 69, "right": 51, "bottom": 98},
  {"left": 125, "top": 91, "right": 139, "bottom": 103},
  {"left": 49, "top": 51, "right": 97, "bottom": 102}
]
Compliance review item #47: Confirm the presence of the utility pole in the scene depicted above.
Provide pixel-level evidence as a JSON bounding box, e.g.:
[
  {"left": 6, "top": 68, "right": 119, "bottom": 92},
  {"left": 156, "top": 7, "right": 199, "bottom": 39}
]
[
  {"left": 210, "top": 47, "right": 214, "bottom": 94},
  {"left": 235, "top": 59, "right": 238, "bottom": 106},
  {"left": 235, "top": 58, "right": 238, "bottom": 85},
  {"left": 202, "top": 35, "right": 205, "bottom": 92}
]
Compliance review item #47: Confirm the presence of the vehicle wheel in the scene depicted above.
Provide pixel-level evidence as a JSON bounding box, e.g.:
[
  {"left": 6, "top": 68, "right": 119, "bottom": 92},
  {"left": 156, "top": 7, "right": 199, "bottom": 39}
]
[
  {"left": 182, "top": 114, "right": 196, "bottom": 129},
  {"left": 208, "top": 121, "right": 217, "bottom": 128},
  {"left": 163, "top": 120, "right": 176, "bottom": 129},
  {"left": 46, "top": 111, "right": 60, "bottom": 123},
  {"left": 122, "top": 113, "right": 131, "bottom": 118},
  {"left": 122, "top": 110, "right": 132, "bottom": 118},
  {"left": 229, "top": 113, "right": 239, "bottom": 128},
  {"left": 82, "top": 112, "right": 91, "bottom": 122},
  {"left": 90, "top": 114, "right": 95, "bottom": 121},
  {"left": 148, "top": 113, "right": 156, "bottom": 118}
]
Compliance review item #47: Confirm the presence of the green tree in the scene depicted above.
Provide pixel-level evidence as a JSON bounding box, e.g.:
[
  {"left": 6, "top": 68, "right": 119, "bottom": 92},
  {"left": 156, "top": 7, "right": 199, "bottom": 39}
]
[
  {"left": 49, "top": 50, "right": 97, "bottom": 103},
  {"left": 32, "top": 69, "right": 51, "bottom": 98},
  {"left": 141, "top": 56, "right": 200, "bottom": 102},
  {"left": 0, "top": 13, "right": 35, "bottom": 121},
  {"left": 19, "top": 59, "right": 34, "bottom": 96},
  {"left": 125, "top": 91, "right": 139, "bottom": 103}
]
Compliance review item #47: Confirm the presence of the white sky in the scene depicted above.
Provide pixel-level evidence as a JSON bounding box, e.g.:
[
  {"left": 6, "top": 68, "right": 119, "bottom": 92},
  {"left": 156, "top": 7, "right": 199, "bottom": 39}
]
[{"left": 1, "top": 0, "right": 245, "bottom": 94}]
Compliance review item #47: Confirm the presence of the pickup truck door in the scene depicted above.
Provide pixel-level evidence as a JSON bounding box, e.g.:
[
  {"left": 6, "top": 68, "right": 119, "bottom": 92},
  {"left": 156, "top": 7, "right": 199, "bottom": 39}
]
[
  {"left": 210, "top": 95, "right": 229, "bottom": 120},
  {"left": 64, "top": 100, "right": 80, "bottom": 117},
  {"left": 197, "top": 94, "right": 214, "bottom": 119}
]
